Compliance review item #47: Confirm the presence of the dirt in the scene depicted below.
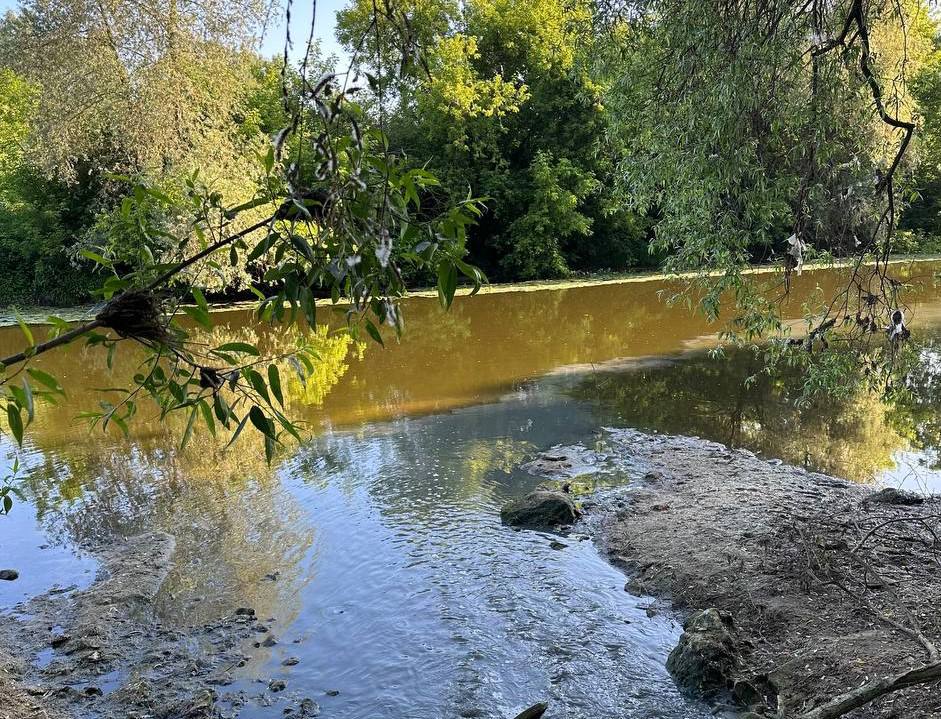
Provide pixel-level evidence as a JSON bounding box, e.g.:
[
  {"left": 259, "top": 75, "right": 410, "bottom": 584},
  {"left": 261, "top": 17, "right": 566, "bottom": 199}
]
[
  {"left": 544, "top": 428, "right": 941, "bottom": 718},
  {"left": 0, "top": 532, "right": 321, "bottom": 719}
]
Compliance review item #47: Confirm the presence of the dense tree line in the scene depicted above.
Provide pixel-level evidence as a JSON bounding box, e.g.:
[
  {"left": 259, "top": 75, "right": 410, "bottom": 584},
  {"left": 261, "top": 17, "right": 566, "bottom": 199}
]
[{"left": 0, "top": 0, "right": 939, "bottom": 306}]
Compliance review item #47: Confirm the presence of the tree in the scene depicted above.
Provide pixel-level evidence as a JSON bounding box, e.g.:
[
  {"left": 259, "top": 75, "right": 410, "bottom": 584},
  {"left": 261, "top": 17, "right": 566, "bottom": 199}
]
[
  {"left": 0, "top": 68, "right": 100, "bottom": 305},
  {"left": 337, "top": 0, "right": 650, "bottom": 282},
  {"left": 596, "top": 0, "right": 941, "bottom": 392},
  {"left": 0, "top": 0, "right": 270, "bottom": 180}
]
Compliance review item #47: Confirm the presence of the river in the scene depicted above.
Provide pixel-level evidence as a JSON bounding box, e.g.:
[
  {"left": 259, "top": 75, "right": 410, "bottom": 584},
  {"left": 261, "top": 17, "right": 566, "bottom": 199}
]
[{"left": 2, "top": 260, "right": 941, "bottom": 718}]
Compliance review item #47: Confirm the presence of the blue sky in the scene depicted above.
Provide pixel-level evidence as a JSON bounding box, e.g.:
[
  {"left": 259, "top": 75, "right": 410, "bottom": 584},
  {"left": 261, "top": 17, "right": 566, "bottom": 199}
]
[
  {"left": 0, "top": 0, "right": 348, "bottom": 62},
  {"left": 260, "top": 0, "right": 348, "bottom": 63}
]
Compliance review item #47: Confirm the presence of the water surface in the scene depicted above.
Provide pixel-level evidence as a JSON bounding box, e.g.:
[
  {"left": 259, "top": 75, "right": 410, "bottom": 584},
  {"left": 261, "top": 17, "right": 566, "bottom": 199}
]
[{"left": 4, "top": 261, "right": 941, "bottom": 717}]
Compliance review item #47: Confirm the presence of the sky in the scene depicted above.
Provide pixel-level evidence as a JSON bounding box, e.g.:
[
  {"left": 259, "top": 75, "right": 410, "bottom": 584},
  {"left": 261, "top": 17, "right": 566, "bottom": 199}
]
[
  {"left": 0, "top": 0, "right": 348, "bottom": 64},
  {"left": 260, "top": 0, "right": 348, "bottom": 63}
]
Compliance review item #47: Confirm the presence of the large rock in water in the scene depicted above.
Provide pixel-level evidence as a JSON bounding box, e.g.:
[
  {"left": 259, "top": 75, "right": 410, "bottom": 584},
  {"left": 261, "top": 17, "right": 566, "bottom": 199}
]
[
  {"left": 667, "top": 608, "right": 740, "bottom": 700},
  {"left": 500, "top": 489, "right": 578, "bottom": 528}
]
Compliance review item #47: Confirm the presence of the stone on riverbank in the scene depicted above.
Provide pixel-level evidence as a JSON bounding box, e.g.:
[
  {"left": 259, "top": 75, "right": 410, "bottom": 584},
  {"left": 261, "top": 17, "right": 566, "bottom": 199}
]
[
  {"left": 500, "top": 489, "right": 578, "bottom": 528},
  {"left": 666, "top": 608, "right": 740, "bottom": 700}
]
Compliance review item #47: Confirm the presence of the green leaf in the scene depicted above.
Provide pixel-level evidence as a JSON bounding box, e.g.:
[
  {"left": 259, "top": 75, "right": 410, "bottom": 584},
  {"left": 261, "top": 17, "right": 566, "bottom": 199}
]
[
  {"left": 249, "top": 405, "right": 276, "bottom": 440},
  {"left": 180, "top": 405, "right": 198, "bottom": 451},
  {"left": 182, "top": 305, "right": 212, "bottom": 331},
  {"left": 244, "top": 368, "right": 271, "bottom": 405},
  {"left": 192, "top": 287, "right": 209, "bottom": 314},
  {"left": 26, "top": 367, "right": 65, "bottom": 397},
  {"left": 20, "top": 379, "right": 33, "bottom": 422},
  {"left": 213, "top": 393, "right": 231, "bottom": 427},
  {"left": 215, "top": 342, "right": 260, "bottom": 356},
  {"left": 6, "top": 404, "right": 23, "bottom": 446},
  {"left": 225, "top": 412, "right": 251, "bottom": 449},
  {"left": 15, "top": 315, "right": 34, "bottom": 348},
  {"left": 437, "top": 263, "right": 458, "bottom": 309},
  {"left": 364, "top": 319, "right": 384, "bottom": 347},
  {"left": 268, "top": 365, "right": 284, "bottom": 407},
  {"left": 79, "top": 249, "right": 112, "bottom": 267},
  {"left": 198, "top": 399, "right": 216, "bottom": 437}
]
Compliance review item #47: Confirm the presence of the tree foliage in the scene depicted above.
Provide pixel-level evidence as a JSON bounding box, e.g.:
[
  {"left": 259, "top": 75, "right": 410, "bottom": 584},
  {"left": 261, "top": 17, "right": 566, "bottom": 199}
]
[{"left": 337, "top": 0, "right": 651, "bottom": 282}]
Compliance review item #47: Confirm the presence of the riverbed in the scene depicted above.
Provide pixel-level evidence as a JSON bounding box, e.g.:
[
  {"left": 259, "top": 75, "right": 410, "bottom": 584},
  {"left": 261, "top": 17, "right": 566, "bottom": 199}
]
[{"left": 3, "top": 261, "right": 941, "bottom": 718}]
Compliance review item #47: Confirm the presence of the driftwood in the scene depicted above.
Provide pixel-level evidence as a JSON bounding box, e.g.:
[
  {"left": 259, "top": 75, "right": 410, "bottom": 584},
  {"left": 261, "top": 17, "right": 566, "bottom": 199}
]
[
  {"left": 798, "top": 660, "right": 941, "bottom": 719},
  {"left": 789, "top": 509, "right": 941, "bottom": 719}
]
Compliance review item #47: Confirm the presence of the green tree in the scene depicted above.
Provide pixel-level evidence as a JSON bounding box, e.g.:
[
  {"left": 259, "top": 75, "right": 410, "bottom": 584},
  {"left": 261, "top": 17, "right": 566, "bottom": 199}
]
[
  {"left": 0, "top": 68, "right": 98, "bottom": 305},
  {"left": 337, "top": 0, "right": 649, "bottom": 282}
]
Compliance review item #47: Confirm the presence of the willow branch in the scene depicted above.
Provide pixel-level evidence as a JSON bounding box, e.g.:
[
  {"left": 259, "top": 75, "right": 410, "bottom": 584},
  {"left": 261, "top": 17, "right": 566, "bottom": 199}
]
[
  {"left": 0, "top": 318, "right": 105, "bottom": 369},
  {"left": 0, "top": 212, "right": 276, "bottom": 373},
  {"left": 146, "top": 213, "right": 275, "bottom": 291}
]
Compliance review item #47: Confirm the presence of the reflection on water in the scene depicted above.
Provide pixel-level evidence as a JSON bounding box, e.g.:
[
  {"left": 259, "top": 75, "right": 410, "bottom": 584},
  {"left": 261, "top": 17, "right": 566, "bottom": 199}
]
[
  {"left": 4, "top": 261, "right": 941, "bottom": 716},
  {"left": 572, "top": 347, "right": 904, "bottom": 483}
]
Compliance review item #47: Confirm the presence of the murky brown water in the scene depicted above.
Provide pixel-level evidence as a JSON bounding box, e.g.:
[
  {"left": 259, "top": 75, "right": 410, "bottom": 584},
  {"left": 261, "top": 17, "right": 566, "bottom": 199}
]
[{"left": 3, "top": 260, "right": 941, "bottom": 719}]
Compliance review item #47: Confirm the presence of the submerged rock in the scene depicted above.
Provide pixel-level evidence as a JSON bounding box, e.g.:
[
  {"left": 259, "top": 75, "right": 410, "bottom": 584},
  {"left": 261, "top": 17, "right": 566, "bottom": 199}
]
[
  {"left": 500, "top": 490, "right": 578, "bottom": 528},
  {"left": 0, "top": 570, "right": 18, "bottom": 581},
  {"left": 666, "top": 608, "right": 740, "bottom": 700}
]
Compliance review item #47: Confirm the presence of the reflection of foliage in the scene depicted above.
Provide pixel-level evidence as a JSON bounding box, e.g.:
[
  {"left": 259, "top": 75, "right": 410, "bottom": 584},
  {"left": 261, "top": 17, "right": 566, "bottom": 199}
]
[
  {"left": 283, "top": 328, "right": 365, "bottom": 407},
  {"left": 886, "top": 343, "right": 941, "bottom": 468},
  {"left": 574, "top": 347, "right": 909, "bottom": 483},
  {"left": 460, "top": 437, "right": 535, "bottom": 493}
]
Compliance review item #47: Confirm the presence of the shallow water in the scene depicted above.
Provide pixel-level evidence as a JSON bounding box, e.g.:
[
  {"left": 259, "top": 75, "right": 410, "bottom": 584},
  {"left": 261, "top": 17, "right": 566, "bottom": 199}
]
[{"left": 4, "top": 261, "right": 941, "bottom": 717}]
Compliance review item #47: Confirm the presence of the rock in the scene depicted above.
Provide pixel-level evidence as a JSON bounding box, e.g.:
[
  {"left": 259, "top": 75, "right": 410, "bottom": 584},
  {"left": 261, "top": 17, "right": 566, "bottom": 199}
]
[
  {"left": 0, "top": 569, "right": 19, "bottom": 581},
  {"left": 235, "top": 607, "right": 256, "bottom": 617},
  {"left": 549, "top": 541, "right": 567, "bottom": 550},
  {"left": 324, "top": 689, "right": 339, "bottom": 697},
  {"left": 297, "top": 698, "right": 320, "bottom": 716},
  {"left": 666, "top": 608, "right": 740, "bottom": 700},
  {"left": 261, "top": 636, "right": 277, "bottom": 648},
  {"left": 269, "top": 680, "right": 287, "bottom": 692},
  {"left": 512, "top": 703, "right": 548, "bottom": 719},
  {"left": 500, "top": 490, "right": 578, "bottom": 528},
  {"left": 50, "top": 633, "right": 70, "bottom": 647},
  {"left": 865, "top": 487, "right": 924, "bottom": 506},
  {"left": 282, "top": 656, "right": 300, "bottom": 666}
]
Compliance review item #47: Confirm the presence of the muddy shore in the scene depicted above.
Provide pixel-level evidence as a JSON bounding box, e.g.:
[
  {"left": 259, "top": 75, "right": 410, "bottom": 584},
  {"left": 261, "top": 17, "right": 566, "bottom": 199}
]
[
  {"left": 568, "top": 429, "right": 941, "bottom": 718},
  {"left": 0, "top": 532, "right": 322, "bottom": 719}
]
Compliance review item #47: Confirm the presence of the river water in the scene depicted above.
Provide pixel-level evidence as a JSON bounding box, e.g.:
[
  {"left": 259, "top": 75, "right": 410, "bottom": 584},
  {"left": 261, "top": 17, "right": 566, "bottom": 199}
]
[{"left": 3, "top": 261, "right": 941, "bottom": 718}]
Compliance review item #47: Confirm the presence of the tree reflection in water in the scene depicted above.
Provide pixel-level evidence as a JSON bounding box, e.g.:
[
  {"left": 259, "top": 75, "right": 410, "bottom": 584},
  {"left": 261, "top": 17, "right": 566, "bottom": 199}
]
[{"left": 572, "top": 338, "right": 941, "bottom": 486}]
